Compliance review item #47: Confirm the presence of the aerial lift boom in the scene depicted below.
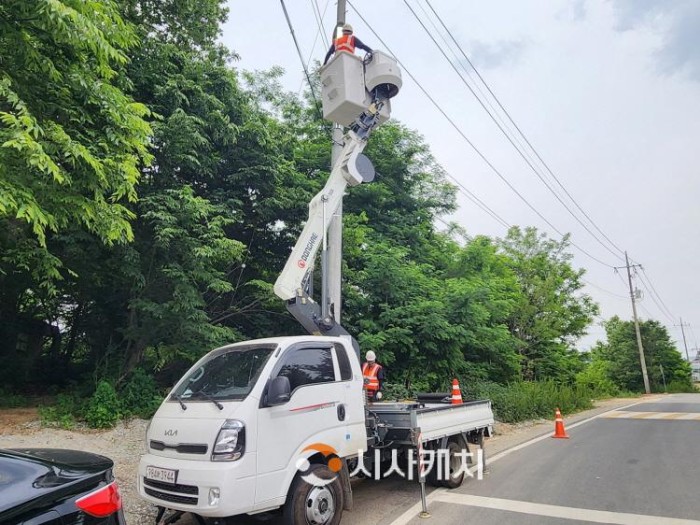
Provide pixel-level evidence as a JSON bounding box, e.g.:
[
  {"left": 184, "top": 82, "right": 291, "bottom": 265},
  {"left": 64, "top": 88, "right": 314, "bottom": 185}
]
[{"left": 273, "top": 50, "right": 402, "bottom": 340}]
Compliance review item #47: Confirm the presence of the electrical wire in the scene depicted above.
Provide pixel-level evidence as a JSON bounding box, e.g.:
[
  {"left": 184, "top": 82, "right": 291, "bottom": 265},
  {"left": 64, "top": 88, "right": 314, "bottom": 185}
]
[
  {"left": 404, "top": 0, "right": 624, "bottom": 262},
  {"left": 287, "top": 0, "right": 510, "bottom": 231},
  {"left": 689, "top": 324, "right": 698, "bottom": 350},
  {"left": 298, "top": 0, "right": 332, "bottom": 95},
  {"left": 347, "top": 1, "right": 617, "bottom": 269},
  {"left": 280, "top": 0, "right": 324, "bottom": 120},
  {"left": 638, "top": 266, "right": 676, "bottom": 322},
  {"left": 422, "top": 0, "right": 627, "bottom": 259},
  {"left": 582, "top": 279, "right": 628, "bottom": 300},
  {"left": 635, "top": 274, "right": 675, "bottom": 324},
  {"left": 311, "top": 0, "right": 330, "bottom": 49}
]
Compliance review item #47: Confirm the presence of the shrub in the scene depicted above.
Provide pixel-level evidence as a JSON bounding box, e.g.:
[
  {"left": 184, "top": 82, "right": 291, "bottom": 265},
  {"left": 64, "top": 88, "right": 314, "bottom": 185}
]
[
  {"left": 39, "top": 393, "right": 79, "bottom": 429},
  {"left": 84, "top": 381, "right": 121, "bottom": 428},
  {"left": 575, "top": 361, "right": 620, "bottom": 398},
  {"left": 382, "top": 382, "right": 412, "bottom": 401},
  {"left": 0, "top": 388, "right": 29, "bottom": 408},
  {"left": 120, "top": 369, "right": 163, "bottom": 418},
  {"left": 461, "top": 380, "right": 595, "bottom": 423},
  {"left": 666, "top": 380, "right": 695, "bottom": 394}
]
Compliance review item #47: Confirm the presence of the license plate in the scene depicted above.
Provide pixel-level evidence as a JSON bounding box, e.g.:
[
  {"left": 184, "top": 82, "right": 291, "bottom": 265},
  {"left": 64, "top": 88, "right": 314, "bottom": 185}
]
[{"left": 146, "top": 466, "right": 178, "bottom": 484}]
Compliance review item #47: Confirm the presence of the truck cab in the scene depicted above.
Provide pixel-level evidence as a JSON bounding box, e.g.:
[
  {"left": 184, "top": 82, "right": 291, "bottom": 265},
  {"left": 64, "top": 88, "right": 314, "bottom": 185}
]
[{"left": 138, "top": 336, "right": 365, "bottom": 520}]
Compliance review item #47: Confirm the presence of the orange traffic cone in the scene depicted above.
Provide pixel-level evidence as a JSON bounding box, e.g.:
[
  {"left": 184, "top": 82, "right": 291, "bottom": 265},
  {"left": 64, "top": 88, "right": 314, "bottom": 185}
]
[
  {"left": 552, "top": 408, "right": 570, "bottom": 439},
  {"left": 451, "top": 378, "right": 463, "bottom": 405}
]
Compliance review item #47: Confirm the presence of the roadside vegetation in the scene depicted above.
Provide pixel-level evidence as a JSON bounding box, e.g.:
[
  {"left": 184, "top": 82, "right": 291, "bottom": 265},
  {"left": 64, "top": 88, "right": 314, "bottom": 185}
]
[{"left": 1, "top": 1, "right": 693, "bottom": 430}]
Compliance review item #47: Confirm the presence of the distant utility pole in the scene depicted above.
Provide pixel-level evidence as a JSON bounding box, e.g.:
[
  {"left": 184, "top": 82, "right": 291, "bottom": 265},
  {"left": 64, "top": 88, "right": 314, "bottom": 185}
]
[
  {"left": 659, "top": 364, "right": 667, "bottom": 392},
  {"left": 615, "top": 252, "right": 651, "bottom": 394},
  {"left": 675, "top": 318, "right": 691, "bottom": 362}
]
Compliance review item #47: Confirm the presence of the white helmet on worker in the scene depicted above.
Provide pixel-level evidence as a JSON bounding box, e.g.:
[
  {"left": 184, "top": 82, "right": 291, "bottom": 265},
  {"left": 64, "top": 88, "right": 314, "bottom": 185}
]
[
  {"left": 365, "top": 350, "right": 376, "bottom": 362},
  {"left": 342, "top": 23, "right": 353, "bottom": 33}
]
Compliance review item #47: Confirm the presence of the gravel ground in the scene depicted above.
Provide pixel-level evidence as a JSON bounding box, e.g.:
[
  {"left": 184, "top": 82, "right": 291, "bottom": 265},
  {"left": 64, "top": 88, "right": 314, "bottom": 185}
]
[
  {"left": 0, "top": 416, "right": 156, "bottom": 524},
  {"left": 0, "top": 396, "right": 647, "bottom": 525}
]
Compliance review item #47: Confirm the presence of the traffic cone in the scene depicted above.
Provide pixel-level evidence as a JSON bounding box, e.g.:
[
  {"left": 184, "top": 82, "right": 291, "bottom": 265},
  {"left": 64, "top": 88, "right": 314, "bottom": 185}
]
[
  {"left": 451, "top": 378, "right": 463, "bottom": 405},
  {"left": 552, "top": 408, "right": 570, "bottom": 439}
]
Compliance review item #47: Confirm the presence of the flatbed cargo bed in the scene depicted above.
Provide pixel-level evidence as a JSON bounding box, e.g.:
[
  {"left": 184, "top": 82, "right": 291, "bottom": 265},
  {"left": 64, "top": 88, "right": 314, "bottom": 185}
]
[{"left": 367, "top": 399, "right": 494, "bottom": 446}]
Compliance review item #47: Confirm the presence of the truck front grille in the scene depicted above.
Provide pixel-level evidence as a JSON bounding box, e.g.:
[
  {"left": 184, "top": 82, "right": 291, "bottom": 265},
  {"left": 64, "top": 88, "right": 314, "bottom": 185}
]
[
  {"left": 149, "top": 440, "right": 208, "bottom": 454},
  {"left": 143, "top": 478, "right": 199, "bottom": 495},
  {"left": 143, "top": 477, "right": 200, "bottom": 506}
]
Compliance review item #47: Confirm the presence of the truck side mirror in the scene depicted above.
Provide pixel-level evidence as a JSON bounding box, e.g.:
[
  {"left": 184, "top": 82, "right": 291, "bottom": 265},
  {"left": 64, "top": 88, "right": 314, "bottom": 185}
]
[{"left": 267, "top": 376, "right": 291, "bottom": 406}]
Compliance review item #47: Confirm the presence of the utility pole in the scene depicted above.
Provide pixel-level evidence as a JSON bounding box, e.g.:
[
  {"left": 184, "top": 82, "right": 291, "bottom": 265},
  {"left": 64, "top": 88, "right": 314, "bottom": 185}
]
[
  {"left": 615, "top": 252, "right": 650, "bottom": 394},
  {"left": 326, "top": 0, "right": 346, "bottom": 324},
  {"left": 659, "top": 364, "right": 667, "bottom": 392},
  {"left": 676, "top": 318, "right": 691, "bottom": 362}
]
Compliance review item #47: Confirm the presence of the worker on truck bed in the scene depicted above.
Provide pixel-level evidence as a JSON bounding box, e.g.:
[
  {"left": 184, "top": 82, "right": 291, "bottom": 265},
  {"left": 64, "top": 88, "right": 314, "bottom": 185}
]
[
  {"left": 323, "top": 23, "right": 373, "bottom": 65},
  {"left": 362, "top": 350, "right": 384, "bottom": 401}
]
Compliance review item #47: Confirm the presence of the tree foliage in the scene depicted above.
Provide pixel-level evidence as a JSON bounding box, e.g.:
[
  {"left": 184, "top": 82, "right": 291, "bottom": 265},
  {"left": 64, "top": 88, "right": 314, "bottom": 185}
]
[
  {"left": 0, "top": 0, "right": 630, "bottom": 409},
  {"left": 499, "top": 227, "right": 598, "bottom": 381},
  {"left": 0, "top": 0, "right": 151, "bottom": 254},
  {"left": 592, "top": 316, "right": 692, "bottom": 393}
]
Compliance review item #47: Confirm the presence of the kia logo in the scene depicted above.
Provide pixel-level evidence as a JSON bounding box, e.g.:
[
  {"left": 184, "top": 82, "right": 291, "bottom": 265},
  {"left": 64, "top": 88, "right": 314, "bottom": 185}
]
[{"left": 164, "top": 429, "right": 178, "bottom": 437}]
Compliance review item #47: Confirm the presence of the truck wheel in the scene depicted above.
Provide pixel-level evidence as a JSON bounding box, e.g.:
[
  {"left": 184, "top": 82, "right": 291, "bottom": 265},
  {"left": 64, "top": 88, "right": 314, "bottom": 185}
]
[
  {"left": 441, "top": 441, "right": 466, "bottom": 489},
  {"left": 283, "top": 464, "right": 344, "bottom": 525}
]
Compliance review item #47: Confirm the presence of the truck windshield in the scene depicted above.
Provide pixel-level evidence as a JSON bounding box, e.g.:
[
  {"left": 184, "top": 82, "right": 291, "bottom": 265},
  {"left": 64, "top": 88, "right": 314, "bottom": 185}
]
[{"left": 170, "top": 345, "right": 275, "bottom": 401}]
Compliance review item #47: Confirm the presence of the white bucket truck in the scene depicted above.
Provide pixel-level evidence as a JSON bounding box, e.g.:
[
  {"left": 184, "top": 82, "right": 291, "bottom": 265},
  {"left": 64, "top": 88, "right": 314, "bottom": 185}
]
[{"left": 139, "top": 50, "right": 494, "bottom": 525}]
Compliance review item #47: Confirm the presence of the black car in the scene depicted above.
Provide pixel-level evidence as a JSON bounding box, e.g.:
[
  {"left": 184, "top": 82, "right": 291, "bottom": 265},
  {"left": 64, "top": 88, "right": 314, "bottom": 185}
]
[{"left": 0, "top": 448, "right": 126, "bottom": 525}]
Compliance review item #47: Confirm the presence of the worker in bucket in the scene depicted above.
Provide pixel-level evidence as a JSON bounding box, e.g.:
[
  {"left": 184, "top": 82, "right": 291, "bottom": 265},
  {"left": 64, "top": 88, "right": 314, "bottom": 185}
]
[
  {"left": 323, "top": 23, "right": 373, "bottom": 65},
  {"left": 362, "top": 350, "right": 385, "bottom": 401}
]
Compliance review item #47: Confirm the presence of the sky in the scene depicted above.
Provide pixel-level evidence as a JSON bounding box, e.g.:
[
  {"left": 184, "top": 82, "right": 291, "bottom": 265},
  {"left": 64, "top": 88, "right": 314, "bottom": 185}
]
[{"left": 220, "top": 0, "right": 700, "bottom": 356}]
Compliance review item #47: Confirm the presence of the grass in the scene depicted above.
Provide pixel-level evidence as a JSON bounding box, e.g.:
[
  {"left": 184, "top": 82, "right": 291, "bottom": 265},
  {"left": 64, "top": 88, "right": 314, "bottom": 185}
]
[{"left": 462, "top": 381, "right": 599, "bottom": 423}]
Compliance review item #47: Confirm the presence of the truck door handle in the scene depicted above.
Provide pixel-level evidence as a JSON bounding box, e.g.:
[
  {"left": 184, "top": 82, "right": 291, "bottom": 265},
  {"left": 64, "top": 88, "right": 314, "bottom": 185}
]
[{"left": 337, "top": 404, "right": 346, "bottom": 421}]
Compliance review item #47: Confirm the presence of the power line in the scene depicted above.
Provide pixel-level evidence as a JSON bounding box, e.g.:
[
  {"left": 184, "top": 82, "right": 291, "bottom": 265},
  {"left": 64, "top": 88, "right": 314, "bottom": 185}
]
[
  {"left": 347, "top": 1, "right": 617, "bottom": 269},
  {"left": 311, "top": 0, "right": 330, "bottom": 49},
  {"left": 280, "top": 0, "right": 324, "bottom": 120},
  {"left": 689, "top": 324, "right": 698, "bottom": 349},
  {"left": 422, "top": 0, "right": 627, "bottom": 259},
  {"left": 296, "top": 1, "right": 510, "bottom": 232},
  {"left": 404, "top": 0, "right": 625, "bottom": 262},
  {"left": 301, "top": 0, "right": 332, "bottom": 84},
  {"left": 638, "top": 266, "right": 676, "bottom": 322},
  {"left": 582, "top": 279, "right": 628, "bottom": 300},
  {"left": 635, "top": 273, "right": 674, "bottom": 323},
  {"left": 638, "top": 303, "right": 654, "bottom": 319}
]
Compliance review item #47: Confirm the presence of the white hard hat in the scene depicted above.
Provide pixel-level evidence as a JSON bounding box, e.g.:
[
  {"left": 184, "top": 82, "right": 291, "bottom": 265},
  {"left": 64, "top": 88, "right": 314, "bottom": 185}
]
[
  {"left": 343, "top": 23, "right": 354, "bottom": 32},
  {"left": 366, "top": 351, "right": 376, "bottom": 362}
]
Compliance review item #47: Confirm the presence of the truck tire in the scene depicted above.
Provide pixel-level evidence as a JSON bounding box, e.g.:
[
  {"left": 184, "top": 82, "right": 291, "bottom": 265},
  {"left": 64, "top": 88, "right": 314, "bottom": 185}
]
[
  {"left": 441, "top": 441, "right": 466, "bottom": 489},
  {"left": 283, "top": 464, "right": 344, "bottom": 525}
]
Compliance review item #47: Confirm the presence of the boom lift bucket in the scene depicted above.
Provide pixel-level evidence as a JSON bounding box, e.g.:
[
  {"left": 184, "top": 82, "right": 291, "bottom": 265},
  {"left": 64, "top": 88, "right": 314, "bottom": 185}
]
[{"left": 320, "top": 51, "right": 402, "bottom": 126}]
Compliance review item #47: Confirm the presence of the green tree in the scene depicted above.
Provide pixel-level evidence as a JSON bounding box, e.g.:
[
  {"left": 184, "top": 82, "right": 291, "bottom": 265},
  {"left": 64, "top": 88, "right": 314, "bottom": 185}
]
[
  {"left": 0, "top": 0, "right": 151, "bottom": 384},
  {"left": 499, "top": 227, "right": 598, "bottom": 381},
  {"left": 0, "top": 0, "right": 151, "bottom": 258},
  {"left": 595, "top": 316, "right": 692, "bottom": 392}
]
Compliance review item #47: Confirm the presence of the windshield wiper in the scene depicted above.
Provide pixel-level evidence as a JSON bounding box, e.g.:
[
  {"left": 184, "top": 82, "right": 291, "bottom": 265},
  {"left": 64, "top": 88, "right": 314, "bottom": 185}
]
[
  {"left": 173, "top": 394, "right": 188, "bottom": 410},
  {"left": 191, "top": 390, "right": 224, "bottom": 410}
]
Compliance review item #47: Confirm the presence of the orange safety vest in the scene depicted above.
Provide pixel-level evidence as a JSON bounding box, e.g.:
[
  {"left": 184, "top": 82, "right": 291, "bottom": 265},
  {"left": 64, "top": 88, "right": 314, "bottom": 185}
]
[
  {"left": 362, "top": 362, "right": 381, "bottom": 393},
  {"left": 334, "top": 34, "right": 356, "bottom": 55}
]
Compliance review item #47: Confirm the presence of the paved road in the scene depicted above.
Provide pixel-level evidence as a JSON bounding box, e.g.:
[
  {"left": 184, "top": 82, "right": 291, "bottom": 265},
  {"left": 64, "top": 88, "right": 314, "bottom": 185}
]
[
  {"left": 391, "top": 393, "right": 700, "bottom": 525},
  {"left": 172, "top": 395, "right": 699, "bottom": 525}
]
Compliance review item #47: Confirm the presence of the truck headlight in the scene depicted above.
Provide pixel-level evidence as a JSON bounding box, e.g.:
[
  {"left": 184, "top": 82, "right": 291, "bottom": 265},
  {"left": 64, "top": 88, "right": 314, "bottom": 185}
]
[{"left": 212, "top": 419, "right": 245, "bottom": 461}]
